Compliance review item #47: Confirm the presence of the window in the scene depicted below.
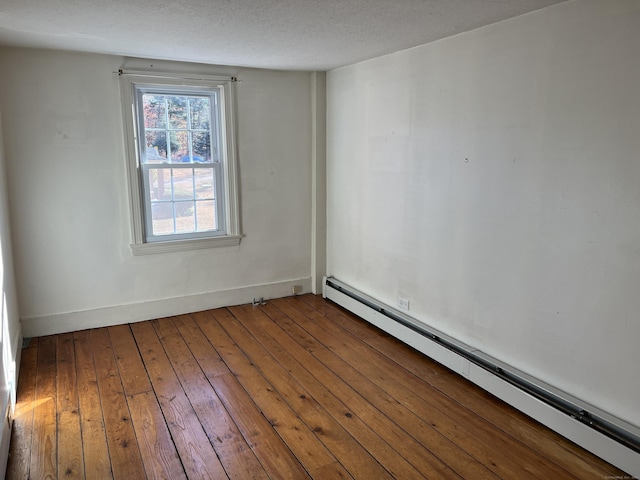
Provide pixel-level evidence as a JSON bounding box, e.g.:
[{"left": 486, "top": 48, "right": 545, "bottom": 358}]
[{"left": 119, "top": 70, "right": 241, "bottom": 254}]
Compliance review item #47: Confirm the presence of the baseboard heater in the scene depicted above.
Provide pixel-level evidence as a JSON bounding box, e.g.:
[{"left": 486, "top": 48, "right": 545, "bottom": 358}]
[{"left": 323, "top": 276, "right": 640, "bottom": 477}]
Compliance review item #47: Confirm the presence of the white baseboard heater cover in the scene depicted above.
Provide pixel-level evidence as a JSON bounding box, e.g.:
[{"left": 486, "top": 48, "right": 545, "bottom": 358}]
[{"left": 323, "top": 276, "right": 640, "bottom": 477}]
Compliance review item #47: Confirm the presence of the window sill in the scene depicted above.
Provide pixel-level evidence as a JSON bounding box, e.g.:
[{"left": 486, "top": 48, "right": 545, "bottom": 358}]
[{"left": 130, "top": 235, "right": 243, "bottom": 256}]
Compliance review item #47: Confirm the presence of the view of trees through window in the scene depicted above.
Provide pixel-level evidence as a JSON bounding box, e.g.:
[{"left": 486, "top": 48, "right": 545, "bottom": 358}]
[
  {"left": 138, "top": 92, "right": 221, "bottom": 237},
  {"left": 142, "top": 94, "right": 216, "bottom": 163}
]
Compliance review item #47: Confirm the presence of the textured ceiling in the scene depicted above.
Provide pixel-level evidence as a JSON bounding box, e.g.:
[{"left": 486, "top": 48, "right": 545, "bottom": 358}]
[{"left": 0, "top": 0, "right": 566, "bottom": 71}]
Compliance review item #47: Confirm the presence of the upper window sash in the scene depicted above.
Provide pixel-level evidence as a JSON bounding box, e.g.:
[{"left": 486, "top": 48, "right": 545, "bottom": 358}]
[{"left": 134, "top": 86, "right": 222, "bottom": 166}]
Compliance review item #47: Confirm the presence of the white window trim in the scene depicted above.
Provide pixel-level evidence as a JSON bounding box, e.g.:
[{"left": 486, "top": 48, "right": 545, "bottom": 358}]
[{"left": 119, "top": 69, "right": 242, "bottom": 254}]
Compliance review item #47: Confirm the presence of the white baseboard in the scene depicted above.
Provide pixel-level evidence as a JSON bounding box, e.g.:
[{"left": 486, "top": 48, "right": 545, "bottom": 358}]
[
  {"left": 22, "top": 277, "right": 311, "bottom": 337},
  {"left": 323, "top": 276, "right": 640, "bottom": 478}
]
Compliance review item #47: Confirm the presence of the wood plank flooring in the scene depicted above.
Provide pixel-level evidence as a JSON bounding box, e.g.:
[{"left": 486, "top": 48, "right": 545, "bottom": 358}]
[{"left": 6, "top": 295, "right": 628, "bottom": 479}]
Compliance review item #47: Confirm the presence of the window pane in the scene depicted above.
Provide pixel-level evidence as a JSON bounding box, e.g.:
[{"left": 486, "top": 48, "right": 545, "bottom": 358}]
[
  {"left": 145, "top": 131, "right": 168, "bottom": 163},
  {"left": 175, "top": 201, "right": 195, "bottom": 233},
  {"left": 169, "top": 131, "right": 188, "bottom": 162},
  {"left": 143, "top": 95, "right": 166, "bottom": 128},
  {"left": 173, "top": 168, "right": 194, "bottom": 200},
  {"left": 151, "top": 203, "right": 175, "bottom": 235},
  {"left": 189, "top": 97, "right": 210, "bottom": 130},
  {"left": 148, "top": 169, "right": 171, "bottom": 201},
  {"left": 195, "top": 168, "right": 214, "bottom": 199},
  {"left": 167, "top": 96, "right": 187, "bottom": 129},
  {"left": 196, "top": 200, "right": 216, "bottom": 231},
  {"left": 191, "top": 131, "right": 212, "bottom": 162}
]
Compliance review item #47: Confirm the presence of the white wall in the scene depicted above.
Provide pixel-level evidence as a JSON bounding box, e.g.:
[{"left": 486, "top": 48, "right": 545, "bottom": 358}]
[
  {"left": 0, "top": 111, "right": 22, "bottom": 478},
  {"left": 0, "top": 48, "right": 312, "bottom": 336},
  {"left": 327, "top": 0, "right": 640, "bottom": 428}
]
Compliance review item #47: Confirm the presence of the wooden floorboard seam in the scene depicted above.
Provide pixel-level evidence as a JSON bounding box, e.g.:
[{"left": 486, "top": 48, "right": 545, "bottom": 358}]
[{"left": 5, "top": 295, "right": 628, "bottom": 480}]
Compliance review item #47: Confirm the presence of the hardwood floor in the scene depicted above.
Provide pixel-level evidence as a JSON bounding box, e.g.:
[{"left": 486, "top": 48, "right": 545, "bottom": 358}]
[{"left": 6, "top": 295, "right": 627, "bottom": 479}]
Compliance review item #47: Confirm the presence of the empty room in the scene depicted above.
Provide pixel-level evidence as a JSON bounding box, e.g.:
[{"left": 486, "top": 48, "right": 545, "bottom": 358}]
[{"left": 0, "top": 0, "right": 638, "bottom": 478}]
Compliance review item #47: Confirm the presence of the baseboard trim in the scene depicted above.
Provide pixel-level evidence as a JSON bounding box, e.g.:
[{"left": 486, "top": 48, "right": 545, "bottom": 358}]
[
  {"left": 323, "top": 276, "right": 640, "bottom": 478},
  {"left": 22, "top": 277, "right": 311, "bottom": 337}
]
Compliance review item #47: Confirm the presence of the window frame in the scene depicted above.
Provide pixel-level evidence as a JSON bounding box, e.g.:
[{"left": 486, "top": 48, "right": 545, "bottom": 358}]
[
  {"left": 119, "top": 70, "right": 242, "bottom": 255},
  {"left": 135, "top": 85, "right": 226, "bottom": 243}
]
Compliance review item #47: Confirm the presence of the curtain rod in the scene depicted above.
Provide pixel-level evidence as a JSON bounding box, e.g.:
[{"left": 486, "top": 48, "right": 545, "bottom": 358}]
[{"left": 116, "top": 69, "right": 237, "bottom": 82}]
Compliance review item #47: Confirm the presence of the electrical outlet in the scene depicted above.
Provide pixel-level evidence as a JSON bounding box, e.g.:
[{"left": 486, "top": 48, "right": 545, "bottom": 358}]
[
  {"left": 398, "top": 297, "right": 410, "bottom": 310},
  {"left": 291, "top": 285, "right": 302, "bottom": 295}
]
